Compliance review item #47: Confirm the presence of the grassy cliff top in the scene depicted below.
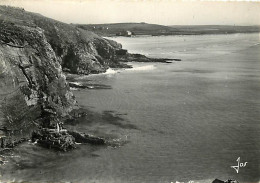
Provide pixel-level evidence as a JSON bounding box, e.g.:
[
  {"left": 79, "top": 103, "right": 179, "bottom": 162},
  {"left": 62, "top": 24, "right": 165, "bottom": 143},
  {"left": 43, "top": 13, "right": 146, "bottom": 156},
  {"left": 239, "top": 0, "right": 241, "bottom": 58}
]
[{"left": 0, "top": 6, "right": 100, "bottom": 44}]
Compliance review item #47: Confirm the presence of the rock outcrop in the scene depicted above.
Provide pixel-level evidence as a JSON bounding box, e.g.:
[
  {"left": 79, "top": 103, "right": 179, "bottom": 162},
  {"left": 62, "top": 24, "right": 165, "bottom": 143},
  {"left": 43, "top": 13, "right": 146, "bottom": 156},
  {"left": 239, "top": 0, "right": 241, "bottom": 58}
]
[{"left": 212, "top": 179, "right": 239, "bottom": 183}]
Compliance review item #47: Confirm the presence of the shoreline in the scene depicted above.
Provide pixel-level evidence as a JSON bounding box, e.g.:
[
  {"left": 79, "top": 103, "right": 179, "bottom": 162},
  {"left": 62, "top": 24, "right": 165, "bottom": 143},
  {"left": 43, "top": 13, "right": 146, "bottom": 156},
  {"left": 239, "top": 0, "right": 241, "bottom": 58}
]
[{"left": 105, "top": 32, "right": 260, "bottom": 39}]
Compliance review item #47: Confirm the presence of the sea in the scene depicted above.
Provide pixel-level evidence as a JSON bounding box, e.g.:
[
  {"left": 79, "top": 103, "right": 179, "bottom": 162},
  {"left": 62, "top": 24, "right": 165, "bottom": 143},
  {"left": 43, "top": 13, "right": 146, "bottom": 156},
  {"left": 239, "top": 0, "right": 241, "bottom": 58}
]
[{"left": 1, "top": 33, "right": 260, "bottom": 183}]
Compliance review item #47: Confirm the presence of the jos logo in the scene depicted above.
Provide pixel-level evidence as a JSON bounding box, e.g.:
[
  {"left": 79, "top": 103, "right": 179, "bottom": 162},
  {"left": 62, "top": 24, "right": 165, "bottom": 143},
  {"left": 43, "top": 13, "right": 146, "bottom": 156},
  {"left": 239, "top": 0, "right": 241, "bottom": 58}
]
[{"left": 231, "top": 157, "right": 248, "bottom": 173}]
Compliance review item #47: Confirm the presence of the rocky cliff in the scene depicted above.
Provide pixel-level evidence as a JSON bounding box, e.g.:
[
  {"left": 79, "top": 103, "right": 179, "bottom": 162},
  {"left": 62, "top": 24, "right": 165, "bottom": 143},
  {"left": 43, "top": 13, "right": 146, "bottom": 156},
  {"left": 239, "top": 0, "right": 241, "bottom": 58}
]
[
  {"left": 0, "top": 6, "right": 175, "bottom": 150},
  {"left": 0, "top": 20, "right": 75, "bottom": 147},
  {"left": 0, "top": 6, "right": 122, "bottom": 150}
]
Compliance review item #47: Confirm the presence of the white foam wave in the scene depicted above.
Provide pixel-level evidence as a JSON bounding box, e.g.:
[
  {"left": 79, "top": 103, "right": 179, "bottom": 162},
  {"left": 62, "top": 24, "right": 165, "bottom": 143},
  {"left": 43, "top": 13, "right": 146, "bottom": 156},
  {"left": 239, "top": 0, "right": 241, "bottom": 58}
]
[
  {"left": 70, "top": 87, "right": 79, "bottom": 91},
  {"left": 103, "top": 68, "right": 118, "bottom": 75},
  {"left": 69, "top": 82, "right": 83, "bottom": 86},
  {"left": 127, "top": 65, "right": 155, "bottom": 71}
]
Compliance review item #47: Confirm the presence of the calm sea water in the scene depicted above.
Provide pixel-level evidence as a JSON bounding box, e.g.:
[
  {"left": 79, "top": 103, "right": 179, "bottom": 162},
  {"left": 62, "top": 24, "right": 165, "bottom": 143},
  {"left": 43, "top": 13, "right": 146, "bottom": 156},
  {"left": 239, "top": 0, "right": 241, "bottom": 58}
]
[{"left": 1, "top": 34, "right": 260, "bottom": 183}]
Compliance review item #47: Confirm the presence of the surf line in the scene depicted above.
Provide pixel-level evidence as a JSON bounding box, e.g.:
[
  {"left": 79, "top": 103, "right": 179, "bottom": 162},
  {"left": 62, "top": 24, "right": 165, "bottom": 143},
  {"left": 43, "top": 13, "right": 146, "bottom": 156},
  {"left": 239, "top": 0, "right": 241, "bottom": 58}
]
[{"left": 231, "top": 157, "right": 248, "bottom": 173}]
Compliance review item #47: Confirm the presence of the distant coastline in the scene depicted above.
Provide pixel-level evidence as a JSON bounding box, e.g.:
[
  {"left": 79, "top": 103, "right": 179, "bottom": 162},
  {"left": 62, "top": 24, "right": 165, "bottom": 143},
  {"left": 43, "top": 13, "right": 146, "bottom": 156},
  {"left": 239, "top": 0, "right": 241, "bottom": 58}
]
[{"left": 76, "top": 23, "right": 260, "bottom": 37}]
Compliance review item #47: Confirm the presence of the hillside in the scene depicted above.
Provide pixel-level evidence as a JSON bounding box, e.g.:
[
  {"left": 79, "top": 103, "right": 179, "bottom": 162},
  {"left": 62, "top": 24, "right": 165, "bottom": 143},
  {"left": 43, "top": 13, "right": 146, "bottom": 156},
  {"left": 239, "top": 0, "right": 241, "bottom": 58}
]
[
  {"left": 77, "top": 22, "right": 175, "bottom": 36},
  {"left": 0, "top": 6, "right": 124, "bottom": 74},
  {"left": 77, "top": 22, "right": 260, "bottom": 36}
]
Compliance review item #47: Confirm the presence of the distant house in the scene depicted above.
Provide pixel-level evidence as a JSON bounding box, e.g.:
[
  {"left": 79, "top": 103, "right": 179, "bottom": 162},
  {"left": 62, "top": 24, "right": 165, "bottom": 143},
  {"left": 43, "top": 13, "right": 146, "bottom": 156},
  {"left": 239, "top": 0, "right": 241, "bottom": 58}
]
[
  {"left": 126, "top": 31, "right": 132, "bottom": 36},
  {"left": 116, "top": 30, "right": 132, "bottom": 37}
]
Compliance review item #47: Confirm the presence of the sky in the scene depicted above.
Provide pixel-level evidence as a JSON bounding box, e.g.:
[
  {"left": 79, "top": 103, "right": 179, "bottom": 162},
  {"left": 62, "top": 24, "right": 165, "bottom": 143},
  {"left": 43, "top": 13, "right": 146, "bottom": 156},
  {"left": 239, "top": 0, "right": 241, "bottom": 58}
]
[{"left": 0, "top": 0, "right": 259, "bottom": 25}]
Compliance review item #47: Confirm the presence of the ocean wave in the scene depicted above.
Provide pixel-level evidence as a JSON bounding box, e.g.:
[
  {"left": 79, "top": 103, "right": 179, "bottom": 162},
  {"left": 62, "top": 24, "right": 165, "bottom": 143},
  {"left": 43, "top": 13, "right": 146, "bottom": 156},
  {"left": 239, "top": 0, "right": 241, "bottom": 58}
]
[
  {"left": 69, "top": 81, "right": 83, "bottom": 86},
  {"left": 103, "top": 68, "right": 118, "bottom": 75},
  {"left": 70, "top": 87, "right": 79, "bottom": 91},
  {"left": 126, "top": 65, "right": 155, "bottom": 71}
]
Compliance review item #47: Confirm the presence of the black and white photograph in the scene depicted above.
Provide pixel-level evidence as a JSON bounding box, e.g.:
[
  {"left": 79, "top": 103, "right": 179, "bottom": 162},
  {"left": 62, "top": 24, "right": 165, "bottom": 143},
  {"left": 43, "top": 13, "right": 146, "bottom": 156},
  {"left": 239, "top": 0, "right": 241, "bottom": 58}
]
[{"left": 0, "top": 0, "right": 259, "bottom": 182}]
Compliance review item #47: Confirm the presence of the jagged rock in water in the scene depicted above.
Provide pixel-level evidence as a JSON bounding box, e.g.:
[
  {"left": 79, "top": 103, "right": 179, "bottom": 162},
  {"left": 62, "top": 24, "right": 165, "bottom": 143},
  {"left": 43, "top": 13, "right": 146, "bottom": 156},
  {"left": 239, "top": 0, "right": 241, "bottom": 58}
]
[
  {"left": 212, "top": 179, "right": 225, "bottom": 183},
  {"left": 0, "top": 136, "right": 28, "bottom": 148},
  {"left": 31, "top": 128, "right": 105, "bottom": 151},
  {"left": 116, "top": 52, "right": 178, "bottom": 63},
  {"left": 32, "top": 128, "right": 76, "bottom": 151},
  {"left": 67, "top": 131, "right": 105, "bottom": 145},
  {"left": 224, "top": 180, "right": 239, "bottom": 183},
  {"left": 212, "top": 179, "right": 239, "bottom": 183}
]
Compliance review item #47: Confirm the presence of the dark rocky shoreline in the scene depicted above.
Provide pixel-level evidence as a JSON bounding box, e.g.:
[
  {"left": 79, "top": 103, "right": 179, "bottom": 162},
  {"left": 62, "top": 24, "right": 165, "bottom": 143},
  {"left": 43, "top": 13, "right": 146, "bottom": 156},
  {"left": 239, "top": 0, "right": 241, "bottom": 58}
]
[{"left": 0, "top": 5, "right": 181, "bottom": 154}]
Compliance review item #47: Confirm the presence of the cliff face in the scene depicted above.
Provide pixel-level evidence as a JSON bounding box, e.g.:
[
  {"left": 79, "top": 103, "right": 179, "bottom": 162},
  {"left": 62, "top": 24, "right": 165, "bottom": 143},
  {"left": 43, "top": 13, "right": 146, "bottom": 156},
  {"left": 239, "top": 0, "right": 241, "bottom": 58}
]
[
  {"left": 0, "top": 6, "right": 123, "bottom": 75},
  {"left": 33, "top": 19, "right": 123, "bottom": 74},
  {"left": 0, "top": 21, "right": 75, "bottom": 143},
  {"left": 0, "top": 6, "right": 128, "bottom": 149}
]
